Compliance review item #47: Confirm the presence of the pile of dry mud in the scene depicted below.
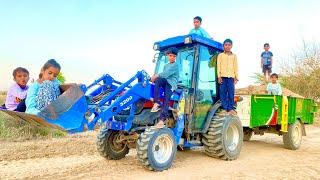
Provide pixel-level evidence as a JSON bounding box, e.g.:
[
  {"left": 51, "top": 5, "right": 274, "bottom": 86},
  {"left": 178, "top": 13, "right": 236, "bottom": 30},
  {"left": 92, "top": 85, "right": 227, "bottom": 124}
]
[{"left": 236, "top": 85, "right": 304, "bottom": 98}]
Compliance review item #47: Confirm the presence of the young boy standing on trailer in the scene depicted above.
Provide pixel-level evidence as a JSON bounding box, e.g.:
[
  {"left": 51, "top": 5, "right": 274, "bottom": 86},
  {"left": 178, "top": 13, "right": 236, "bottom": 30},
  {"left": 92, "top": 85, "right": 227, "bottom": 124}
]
[{"left": 261, "top": 43, "right": 273, "bottom": 82}]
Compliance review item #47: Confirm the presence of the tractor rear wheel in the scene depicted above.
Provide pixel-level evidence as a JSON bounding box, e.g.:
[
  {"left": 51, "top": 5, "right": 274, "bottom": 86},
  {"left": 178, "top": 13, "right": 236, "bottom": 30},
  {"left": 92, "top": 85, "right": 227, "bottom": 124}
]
[
  {"left": 96, "top": 128, "right": 129, "bottom": 160},
  {"left": 283, "top": 120, "right": 303, "bottom": 150},
  {"left": 202, "top": 114, "right": 243, "bottom": 160},
  {"left": 136, "top": 127, "right": 177, "bottom": 171}
]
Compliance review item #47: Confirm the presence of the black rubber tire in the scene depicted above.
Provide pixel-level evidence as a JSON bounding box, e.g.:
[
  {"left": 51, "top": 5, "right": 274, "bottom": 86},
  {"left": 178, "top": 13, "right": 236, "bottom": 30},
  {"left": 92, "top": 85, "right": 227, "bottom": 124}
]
[
  {"left": 202, "top": 114, "right": 243, "bottom": 160},
  {"left": 243, "top": 128, "right": 253, "bottom": 141},
  {"left": 283, "top": 120, "right": 303, "bottom": 150},
  {"left": 96, "top": 128, "right": 129, "bottom": 160},
  {"left": 136, "top": 127, "right": 177, "bottom": 171}
]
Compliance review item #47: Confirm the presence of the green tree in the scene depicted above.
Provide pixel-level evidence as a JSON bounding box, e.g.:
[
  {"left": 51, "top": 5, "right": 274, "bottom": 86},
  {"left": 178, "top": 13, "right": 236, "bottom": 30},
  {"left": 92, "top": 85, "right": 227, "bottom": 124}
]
[
  {"left": 250, "top": 72, "right": 267, "bottom": 85},
  {"left": 280, "top": 40, "right": 320, "bottom": 100},
  {"left": 57, "top": 72, "right": 66, "bottom": 84}
]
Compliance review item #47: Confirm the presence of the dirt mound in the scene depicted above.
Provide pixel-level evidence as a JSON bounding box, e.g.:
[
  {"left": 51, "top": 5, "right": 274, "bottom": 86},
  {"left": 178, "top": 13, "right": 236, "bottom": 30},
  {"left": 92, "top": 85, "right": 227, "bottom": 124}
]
[{"left": 236, "top": 85, "right": 304, "bottom": 98}]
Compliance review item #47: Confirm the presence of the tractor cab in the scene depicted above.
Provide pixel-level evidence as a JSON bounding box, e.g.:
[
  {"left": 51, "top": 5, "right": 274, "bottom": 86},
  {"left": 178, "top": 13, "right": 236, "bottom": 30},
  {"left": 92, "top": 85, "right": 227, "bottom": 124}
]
[{"left": 153, "top": 34, "right": 224, "bottom": 133}]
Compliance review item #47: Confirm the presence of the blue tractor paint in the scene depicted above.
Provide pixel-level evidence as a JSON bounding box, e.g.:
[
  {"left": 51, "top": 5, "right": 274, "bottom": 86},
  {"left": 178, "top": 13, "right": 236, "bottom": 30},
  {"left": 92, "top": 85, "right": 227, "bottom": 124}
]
[
  {"left": 154, "top": 34, "right": 223, "bottom": 51},
  {"left": 172, "top": 114, "right": 185, "bottom": 144},
  {"left": 44, "top": 96, "right": 88, "bottom": 132}
]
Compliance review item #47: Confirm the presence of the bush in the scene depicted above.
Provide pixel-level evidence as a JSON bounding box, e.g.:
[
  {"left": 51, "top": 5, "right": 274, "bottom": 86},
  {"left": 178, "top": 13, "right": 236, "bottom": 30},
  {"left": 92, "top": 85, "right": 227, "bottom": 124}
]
[
  {"left": 280, "top": 41, "right": 320, "bottom": 101},
  {"left": 57, "top": 72, "right": 66, "bottom": 84},
  {"left": 0, "top": 111, "right": 66, "bottom": 140},
  {"left": 0, "top": 92, "right": 6, "bottom": 105}
]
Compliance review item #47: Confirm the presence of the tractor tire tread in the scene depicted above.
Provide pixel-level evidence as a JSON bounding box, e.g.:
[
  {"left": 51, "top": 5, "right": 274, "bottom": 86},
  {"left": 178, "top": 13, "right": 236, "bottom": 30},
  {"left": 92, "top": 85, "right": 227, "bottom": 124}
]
[
  {"left": 96, "top": 129, "right": 129, "bottom": 160},
  {"left": 202, "top": 113, "right": 243, "bottom": 161},
  {"left": 136, "top": 128, "right": 156, "bottom": 171}
]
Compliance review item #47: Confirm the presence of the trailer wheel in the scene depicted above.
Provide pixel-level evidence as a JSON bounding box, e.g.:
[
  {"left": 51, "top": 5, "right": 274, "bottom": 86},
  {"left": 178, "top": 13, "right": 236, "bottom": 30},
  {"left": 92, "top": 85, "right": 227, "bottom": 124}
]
[
  {"left": 136, "top": 127, "right": 177, "bottom": 171},
  {"left": 283, "top": 120, "right": 302, "bottom": 150},
  {"left": 243, "top": 128, "right": 253, "bottom": 141},
  {"left": 96, "top": 129, "right": 129, "bottom": 160},
  {"left": 202, "top": 114, "right": 243, "bottom": 160}
]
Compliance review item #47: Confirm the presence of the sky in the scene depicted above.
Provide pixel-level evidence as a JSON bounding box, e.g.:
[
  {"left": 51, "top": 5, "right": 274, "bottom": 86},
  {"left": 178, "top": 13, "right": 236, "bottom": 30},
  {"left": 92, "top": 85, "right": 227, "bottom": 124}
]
[{"left": 0, "top": 0, "right": 320, "bottom": 90}]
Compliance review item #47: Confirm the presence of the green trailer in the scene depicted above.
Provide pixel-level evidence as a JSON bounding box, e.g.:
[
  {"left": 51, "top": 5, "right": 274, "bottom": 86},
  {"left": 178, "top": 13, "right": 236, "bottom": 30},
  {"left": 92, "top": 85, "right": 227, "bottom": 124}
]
[{"left": 237, "top": 94, "right": 318, "bottom": 150}]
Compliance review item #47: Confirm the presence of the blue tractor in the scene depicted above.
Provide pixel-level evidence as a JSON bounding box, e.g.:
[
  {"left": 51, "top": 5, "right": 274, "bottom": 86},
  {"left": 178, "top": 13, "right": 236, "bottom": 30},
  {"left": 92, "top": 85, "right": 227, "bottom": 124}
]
[
  {"left": 92, "top": 34, "right": 244, "bottom": 171},
  {"left": 0, "top": 34, "right": 243, "bottom": 171}
]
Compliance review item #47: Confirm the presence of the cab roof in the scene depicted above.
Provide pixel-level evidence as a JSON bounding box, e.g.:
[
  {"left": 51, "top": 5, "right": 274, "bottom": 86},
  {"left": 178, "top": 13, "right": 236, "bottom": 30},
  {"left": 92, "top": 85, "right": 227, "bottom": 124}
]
[{"left": 154, "top": 34, "right": 224, "bottom": 52}]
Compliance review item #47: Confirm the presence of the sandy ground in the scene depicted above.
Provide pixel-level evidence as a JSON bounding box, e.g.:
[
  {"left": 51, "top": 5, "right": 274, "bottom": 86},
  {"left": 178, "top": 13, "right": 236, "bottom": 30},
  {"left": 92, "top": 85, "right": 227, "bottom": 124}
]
[{"left": 0, "top": 126, "right": 320, "bottom": 180}]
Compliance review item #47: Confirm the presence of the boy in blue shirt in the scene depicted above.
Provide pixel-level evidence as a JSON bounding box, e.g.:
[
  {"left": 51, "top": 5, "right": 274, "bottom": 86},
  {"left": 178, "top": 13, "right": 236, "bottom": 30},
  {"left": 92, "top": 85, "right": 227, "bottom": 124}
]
[
  {"left": 267, "top": 73, "right": 282, "bottom": 95},
  {"left": 261, "top": 43, "right": 273, "bottom": 81},
  {"left": 189, "top": 16, "right": 211, "bottom": 39},
  {"left": 151, "top": 47, "right": 179, "bottom": 128}
]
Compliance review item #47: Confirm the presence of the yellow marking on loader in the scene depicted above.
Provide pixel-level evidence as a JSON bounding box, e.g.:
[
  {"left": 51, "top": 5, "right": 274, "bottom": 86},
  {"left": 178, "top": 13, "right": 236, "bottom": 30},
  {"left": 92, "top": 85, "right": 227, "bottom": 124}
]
[
  {"left": 281, "top": 96, "right": 289, "bottom": 132},
  {"left": 178, "top": 97, "right": 185, "bottom": 115}
]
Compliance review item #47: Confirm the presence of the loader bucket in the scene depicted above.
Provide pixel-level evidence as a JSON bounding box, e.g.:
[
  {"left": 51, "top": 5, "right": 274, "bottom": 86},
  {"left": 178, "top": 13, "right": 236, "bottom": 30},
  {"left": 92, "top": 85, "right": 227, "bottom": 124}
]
[{"left": 0, "top": 84, "right": 89, "bottom": 133}]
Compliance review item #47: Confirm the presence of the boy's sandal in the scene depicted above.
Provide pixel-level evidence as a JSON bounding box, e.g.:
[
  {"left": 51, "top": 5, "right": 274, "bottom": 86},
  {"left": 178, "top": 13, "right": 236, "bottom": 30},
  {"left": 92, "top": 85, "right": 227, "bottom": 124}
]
[
  {"left": 151, "top": 103, "right": 161, "bottom": 112},
  {"left": 155, "top": 120, "right": 165, "bottom": 129},
  {"left": 229, "top": 110, "right": 238, "bottom": 116},
  {"left": 218, "top": 110, "right": 228, "bottom": 116}
]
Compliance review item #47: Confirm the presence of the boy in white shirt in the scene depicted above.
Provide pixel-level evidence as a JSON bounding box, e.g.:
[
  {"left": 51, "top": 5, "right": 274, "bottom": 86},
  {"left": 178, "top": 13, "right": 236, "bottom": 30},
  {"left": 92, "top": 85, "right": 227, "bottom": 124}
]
[{"left": 267, "top": 73, "right": 282, "bottom": 95}]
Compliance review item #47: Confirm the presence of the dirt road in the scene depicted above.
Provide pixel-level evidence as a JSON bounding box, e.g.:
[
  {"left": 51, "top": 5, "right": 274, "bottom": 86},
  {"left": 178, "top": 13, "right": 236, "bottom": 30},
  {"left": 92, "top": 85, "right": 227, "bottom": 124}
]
[{"left": 1, "top": 126, "right": 320, "bottom": 180}]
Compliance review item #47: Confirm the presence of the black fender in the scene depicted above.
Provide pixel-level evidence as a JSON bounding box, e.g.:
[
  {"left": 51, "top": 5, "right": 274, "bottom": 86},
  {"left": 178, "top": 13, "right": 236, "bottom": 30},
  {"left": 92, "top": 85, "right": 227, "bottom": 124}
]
[{"left": 201, "top": 101, "right": 222, "bottom": 133}]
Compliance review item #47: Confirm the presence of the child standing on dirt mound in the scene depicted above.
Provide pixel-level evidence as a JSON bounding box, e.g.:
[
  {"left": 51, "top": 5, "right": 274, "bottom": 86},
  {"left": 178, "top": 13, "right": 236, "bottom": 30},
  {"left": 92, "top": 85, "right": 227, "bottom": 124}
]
[
  {"left": 217, "top": 39, "right": 239, "bottom": 115},
  {"left": 4, "top": 67, "right": 30, "bottom": 111},
  {"left": 150, "top": 47, "right": 179, "bottom": 128},
  {"left": 261, "top": 43, "right": 273, "bottom": 82},
  {"left": 25, "top": 59, "right": 61, "bottom": 115}
]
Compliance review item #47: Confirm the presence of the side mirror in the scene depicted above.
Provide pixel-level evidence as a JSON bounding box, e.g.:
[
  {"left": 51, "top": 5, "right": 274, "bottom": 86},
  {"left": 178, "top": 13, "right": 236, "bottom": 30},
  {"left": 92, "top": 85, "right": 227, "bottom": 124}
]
[{"left": 153, "top": 53, "right": 160, "bottom": 63}]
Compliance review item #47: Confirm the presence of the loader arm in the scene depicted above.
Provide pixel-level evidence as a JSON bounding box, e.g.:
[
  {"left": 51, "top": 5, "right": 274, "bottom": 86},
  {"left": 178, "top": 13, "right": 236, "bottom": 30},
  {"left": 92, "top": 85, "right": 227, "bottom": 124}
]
[{"left": 86, "top": 70, "right": 153, "bottom": 131}]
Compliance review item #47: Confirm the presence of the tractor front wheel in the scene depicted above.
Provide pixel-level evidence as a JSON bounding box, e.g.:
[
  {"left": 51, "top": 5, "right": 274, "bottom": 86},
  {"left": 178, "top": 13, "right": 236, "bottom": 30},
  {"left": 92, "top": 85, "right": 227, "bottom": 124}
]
[
  {"left": 136, "top": 127, "right": 177, "bottom": 171},
  {"left": 283, "top": 120, "right": 303, "bottom": 150},
  {"left": 96, "top": 129, "right": 129, "bottom": 160}
]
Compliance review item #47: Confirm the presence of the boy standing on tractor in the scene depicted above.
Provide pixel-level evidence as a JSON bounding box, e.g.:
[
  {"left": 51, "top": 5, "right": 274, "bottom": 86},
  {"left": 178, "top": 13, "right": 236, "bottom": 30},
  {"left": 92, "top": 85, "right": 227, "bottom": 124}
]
[
  {"left": 150, "top": 47, "right": 179, "bottom": 128},
  {"left": 189, "top": 16, "right": 211, "bottom": 39},
  {"left": 261, "top": 43, "right": 273, "bottom": 82},
  {"left": 217, "top": 39, "right": 239, "bottom": 115}
]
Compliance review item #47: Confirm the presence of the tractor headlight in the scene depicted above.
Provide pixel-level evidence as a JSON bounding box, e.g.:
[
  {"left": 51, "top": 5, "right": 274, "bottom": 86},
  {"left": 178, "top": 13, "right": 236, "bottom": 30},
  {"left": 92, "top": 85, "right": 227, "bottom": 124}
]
[
  {"left": 184, "top": 36, "right": 192, "bottom": 44},
  {"left": 153, "top": 43, "right": 159, "bottom": 51}
]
